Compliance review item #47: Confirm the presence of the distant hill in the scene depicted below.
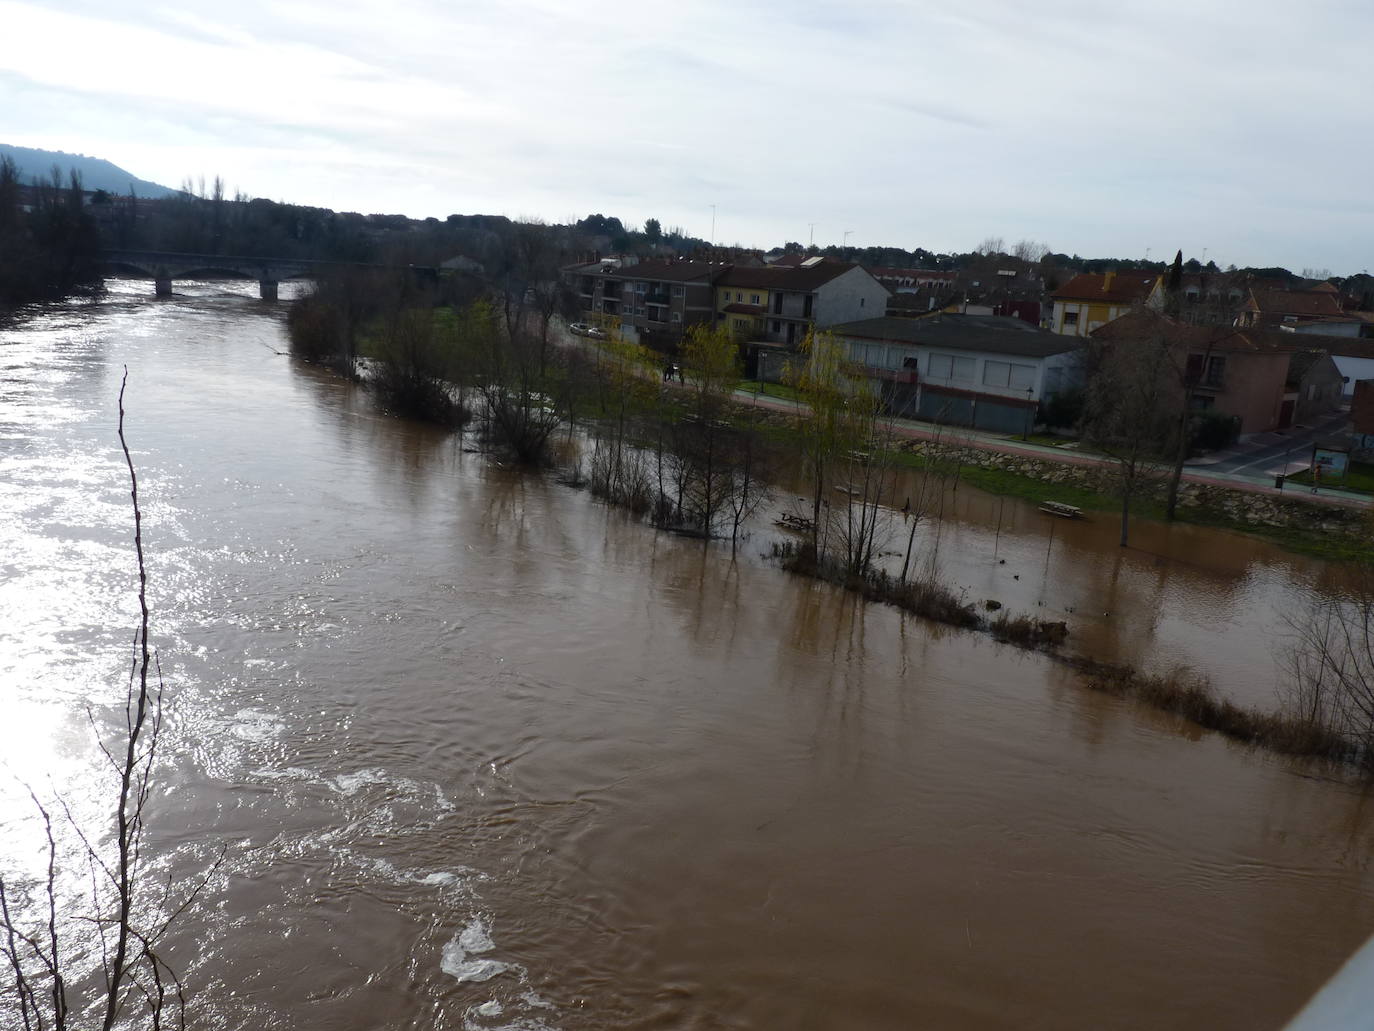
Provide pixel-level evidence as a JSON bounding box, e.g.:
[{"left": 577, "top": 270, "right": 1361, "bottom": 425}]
[{"left": 0, "top": 143, "right": 179, "bottom": 199}]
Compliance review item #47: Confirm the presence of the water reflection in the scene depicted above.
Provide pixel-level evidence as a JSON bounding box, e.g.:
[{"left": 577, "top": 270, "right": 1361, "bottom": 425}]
[{"left": 2, "top": 281, "right": 1373, "bottom": 1030}]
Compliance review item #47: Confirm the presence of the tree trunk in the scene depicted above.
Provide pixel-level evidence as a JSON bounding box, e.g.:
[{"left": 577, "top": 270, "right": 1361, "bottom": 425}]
[
  {"left": 1119, "top": 479, "right": 1132, "bottom": 548},
  {"left": 1165, "top": 406, "right": 1191, "bottom": 520},
  {"left": 899, "top": 517, "right": 919, "bottom": 583}
]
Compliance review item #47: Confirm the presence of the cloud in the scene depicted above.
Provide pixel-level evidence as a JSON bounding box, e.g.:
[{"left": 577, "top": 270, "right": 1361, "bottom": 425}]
[{"left": 1, "top": 0, "right": 1372, "bottom": 268}]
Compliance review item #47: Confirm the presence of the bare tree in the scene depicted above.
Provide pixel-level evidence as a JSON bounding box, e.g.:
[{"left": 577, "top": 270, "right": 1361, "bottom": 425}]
[
  {"left": 1011, "top": 239, "right": 1050, "bottom": 264},
  {"left": 974, "top": 236, "right": 1005, "bottom": 257},
  {"left": 1283, "top": 559, "right": 1374, "bottom": 767},
  {"left": 1080, "top": 328, "right": 1182, "bottom": 546},
  {"left": 1, "top": 371, "right": 220, "bottom": 1031}
]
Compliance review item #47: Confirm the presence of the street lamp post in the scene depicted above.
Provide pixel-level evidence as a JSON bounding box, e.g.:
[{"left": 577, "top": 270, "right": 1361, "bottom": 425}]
[{"left": 1023, "top": 386, "right": 1035, "bottom": 441}]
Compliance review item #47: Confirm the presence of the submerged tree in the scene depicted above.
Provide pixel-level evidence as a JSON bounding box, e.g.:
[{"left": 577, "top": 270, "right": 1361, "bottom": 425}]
[
  {"left": 1284, "top": 557, "right": 1374, "bottom": 768},
  {"left": 786, "top": 329, "right": 852, "bottom": 559}
]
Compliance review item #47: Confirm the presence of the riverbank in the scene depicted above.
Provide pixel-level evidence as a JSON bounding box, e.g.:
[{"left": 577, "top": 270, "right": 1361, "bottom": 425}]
[
  {"left": 723, "top": 395, "right": 1373, "bottom": 562},
  {"left": 284, "top": 302, "right": 1373, "bottom": 768}
]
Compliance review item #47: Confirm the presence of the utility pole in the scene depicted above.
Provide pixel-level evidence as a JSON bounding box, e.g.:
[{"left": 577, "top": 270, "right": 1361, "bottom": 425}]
[
  {"left": 843, "top": 229, "right": 854, "bottom": 253},
  {"left": 808, "top": 223, "right": 816, "bottom": 248},
  {"left": 710, "top": 204, "right": 716, "bottom": 247}
]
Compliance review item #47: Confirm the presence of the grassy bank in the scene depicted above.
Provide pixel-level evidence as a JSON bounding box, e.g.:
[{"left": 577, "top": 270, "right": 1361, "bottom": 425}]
[
  {"left": 1288, "top": 460, "right": 1374, "bottom": 496},
  {"left": 736, "top": 379, "right": 806, "bottom": 405},
  {"left": 742, "top": 407, "right": 1374, "bottom": 562}
]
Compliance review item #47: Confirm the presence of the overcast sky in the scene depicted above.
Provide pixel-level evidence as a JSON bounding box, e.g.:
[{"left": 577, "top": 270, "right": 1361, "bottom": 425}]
[{"left": 2, "top": 0, "right": 1370, "bottom": 271}]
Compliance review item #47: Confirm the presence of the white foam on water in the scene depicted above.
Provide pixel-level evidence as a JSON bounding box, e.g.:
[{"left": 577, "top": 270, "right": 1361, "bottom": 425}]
[
  {"left": 442, "top": 916, "right": 510, "bottom": 985},
  {"left": 462, "top": 1014, "right": 558, "bottom": 1031},
  {"left": 327, "top": 768, "right": 392, "bottom": 795},
  {"left": 231, "top": 708, "right": 284, "bottom": 742},
  {"left": 459, "top": 917, "right": 496, "bottom": 954},
  {"left": 476, "top": 1000, "right": 503, "bottom": 1017},
  {"left": 357, "top": 854, "right": 479, "bottom": 890},
  {"left": 422, "top": 869, "right": 475, "bottom": 886},
  {"left": 519, "top": 992, "right": 555, "bottom": 1011}
]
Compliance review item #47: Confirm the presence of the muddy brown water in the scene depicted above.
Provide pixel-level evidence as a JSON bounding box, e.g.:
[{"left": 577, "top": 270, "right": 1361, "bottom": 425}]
[{"left": 2, "top": 280, "right": 1373, "bottom": 1030}]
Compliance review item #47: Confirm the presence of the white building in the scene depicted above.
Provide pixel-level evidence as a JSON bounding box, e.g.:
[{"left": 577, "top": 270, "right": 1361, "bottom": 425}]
[{"left": 831, "top": 314, "right": 1083, "bottom": 433}]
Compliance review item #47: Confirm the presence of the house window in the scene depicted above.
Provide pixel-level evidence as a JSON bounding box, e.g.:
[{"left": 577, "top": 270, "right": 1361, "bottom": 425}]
[
  {"left": 751, "top": 293, "right": 760, "bottom": 305},
  {"left": 671, "top": 311, "right": 681, "bottom": 323},
  {"left": 984, "top": 360, "right": 1010, "bottom": 386},
  {"left": 860, "top": 297, "right": 865, "bottom": 307},
  {"left": 984, "top": 361, "right": 1033, "bottom": 388},
  {"left": 1062, "top": 311, "right": 1079, "bottom": 326},
  {"left": 929, "top": 353, "right": 975, "bottom": 381},
  {"left": 673, "top": 285, "right": 684, "bottom": 297},
  {"left": 1205, "top": 355, "right": 1226, "bottom": 387},
  {"left": 772, "top": 320, "right": 781, "bottom": 333},
  {"left": 635, "top": 282, "right": 646, "bottom": 294}
]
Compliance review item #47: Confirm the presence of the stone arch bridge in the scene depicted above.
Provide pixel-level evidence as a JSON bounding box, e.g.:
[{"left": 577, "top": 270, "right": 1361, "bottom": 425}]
[{"left": 100, "top": 249, "right": 438, "bottom": 300}]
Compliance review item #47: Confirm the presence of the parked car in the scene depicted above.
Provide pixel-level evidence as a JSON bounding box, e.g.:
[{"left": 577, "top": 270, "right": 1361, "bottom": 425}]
[
  {"left": 568, "top": 321, "right": 591, "bottom": 336},
  {"left": 586, "top": 326, "right": 607, "bottom": 339}
]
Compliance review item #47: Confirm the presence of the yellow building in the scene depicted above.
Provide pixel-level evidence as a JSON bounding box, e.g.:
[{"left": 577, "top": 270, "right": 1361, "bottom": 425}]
[
  {"left": 715, "top": 279, "right": 771, "bottom": 340},
  {"left": 1050, "top": 271, "right": 1163, "bottom": 336}
]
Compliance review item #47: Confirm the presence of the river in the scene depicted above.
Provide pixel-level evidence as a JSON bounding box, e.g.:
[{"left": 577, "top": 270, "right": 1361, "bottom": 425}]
[{"left": 2, "top": 279, "right": 1372, "bottom": 1030}]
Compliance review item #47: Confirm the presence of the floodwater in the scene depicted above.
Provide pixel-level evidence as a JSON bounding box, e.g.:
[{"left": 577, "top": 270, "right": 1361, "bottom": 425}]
[{"left": 2, "top": 279, "right": 1373, "bottom": 1030}]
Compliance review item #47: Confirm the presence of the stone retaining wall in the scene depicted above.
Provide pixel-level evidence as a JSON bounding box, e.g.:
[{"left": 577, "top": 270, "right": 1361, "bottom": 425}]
[{"left": 904, "top": 440, "right": 1369, "bottom": 535}]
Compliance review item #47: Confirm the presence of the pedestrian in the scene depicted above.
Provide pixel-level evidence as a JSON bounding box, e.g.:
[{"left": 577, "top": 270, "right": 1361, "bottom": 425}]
[
  {"left": 663, "top": 361, "right": 672, "bottom": 382},
  {"left": 677, "top": 364, "right": 685, "bottom": 384},
  {"left": 1312, "top": 463, "right": 1322, "bottom": 495}
]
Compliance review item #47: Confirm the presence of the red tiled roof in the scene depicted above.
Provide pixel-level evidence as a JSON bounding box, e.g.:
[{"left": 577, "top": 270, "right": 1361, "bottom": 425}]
[
  {"left": 1093, "top": 310, "right": 1364, "bottom": 356},
  {"left": 1052, "top": 272, "right": 1160, "bottom": 304},
  {"left": 1246, "top": 288, "right": 1345, "bottom": 318}
]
